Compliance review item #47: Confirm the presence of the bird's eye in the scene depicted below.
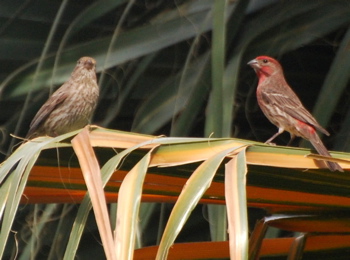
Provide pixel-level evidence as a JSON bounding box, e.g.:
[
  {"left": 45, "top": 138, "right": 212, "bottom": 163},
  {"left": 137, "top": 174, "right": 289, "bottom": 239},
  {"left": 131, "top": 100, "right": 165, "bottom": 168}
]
[{"left": 262, "top": 59, "right": 268, "bottom": 63}]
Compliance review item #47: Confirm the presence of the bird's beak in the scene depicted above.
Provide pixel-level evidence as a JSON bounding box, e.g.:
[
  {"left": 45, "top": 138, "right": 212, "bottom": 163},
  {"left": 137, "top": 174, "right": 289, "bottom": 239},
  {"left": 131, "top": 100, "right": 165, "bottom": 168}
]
[
  {"left": 83, "top": 59, "right": 95, "bottom": 70},
  {"left": 247, "top": 59, "right": 258, "bottom": 67},
  {"left": 248, "top": 59, "right": 261, "bottom": 71}
]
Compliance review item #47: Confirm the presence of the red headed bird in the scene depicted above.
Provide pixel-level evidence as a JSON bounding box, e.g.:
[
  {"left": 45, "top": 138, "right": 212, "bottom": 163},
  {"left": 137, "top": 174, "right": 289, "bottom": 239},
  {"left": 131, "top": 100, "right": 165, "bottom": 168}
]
[{"left": 248, "top": 56, "right": 343, "bottom": 172}]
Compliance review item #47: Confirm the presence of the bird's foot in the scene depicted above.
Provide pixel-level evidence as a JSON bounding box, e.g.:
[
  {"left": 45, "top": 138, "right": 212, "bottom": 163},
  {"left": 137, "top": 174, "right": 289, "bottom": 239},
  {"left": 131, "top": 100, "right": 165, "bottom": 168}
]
[{"left": 265, "top": 141, "right": 277, "bottom": 146}]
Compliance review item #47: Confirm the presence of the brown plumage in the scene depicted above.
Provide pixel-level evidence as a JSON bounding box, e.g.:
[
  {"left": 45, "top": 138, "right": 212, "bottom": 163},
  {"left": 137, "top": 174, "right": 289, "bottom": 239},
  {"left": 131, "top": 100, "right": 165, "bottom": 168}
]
[
  {"left": 26, "top": 57, "right": 99, "bottom": 138},
  {"left": 248, "top": 55, "right": 343, "bottom": 172}
]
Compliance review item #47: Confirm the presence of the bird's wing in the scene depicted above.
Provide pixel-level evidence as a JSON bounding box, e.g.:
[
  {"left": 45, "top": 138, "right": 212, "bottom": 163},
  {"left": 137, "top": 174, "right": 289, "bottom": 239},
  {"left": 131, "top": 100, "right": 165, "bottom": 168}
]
[
  {"left": 28, "top": 89, "right": 68, "bottom": 134},
  {"left": 261, "top": 88, "right": 329, "bottom": 135}
]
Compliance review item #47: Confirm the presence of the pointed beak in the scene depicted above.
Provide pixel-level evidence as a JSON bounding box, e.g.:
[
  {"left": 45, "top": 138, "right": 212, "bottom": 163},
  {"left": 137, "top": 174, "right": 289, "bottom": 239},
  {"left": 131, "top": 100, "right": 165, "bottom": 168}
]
[
  {"left": 247, "top": 59, "right": 258, "bottom": 67},
  {"left": 247, "top": 59, "right": 260, "bottom": 70},
  {"left": 83, "top": 58, "right": 95, "bottom": 70}
]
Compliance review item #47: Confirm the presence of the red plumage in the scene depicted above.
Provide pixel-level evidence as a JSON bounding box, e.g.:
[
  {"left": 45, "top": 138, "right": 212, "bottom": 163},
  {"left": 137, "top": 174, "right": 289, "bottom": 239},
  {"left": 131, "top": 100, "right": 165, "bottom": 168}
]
[{"left": 248, "top": 56, "right": 342, "bottom": 172}]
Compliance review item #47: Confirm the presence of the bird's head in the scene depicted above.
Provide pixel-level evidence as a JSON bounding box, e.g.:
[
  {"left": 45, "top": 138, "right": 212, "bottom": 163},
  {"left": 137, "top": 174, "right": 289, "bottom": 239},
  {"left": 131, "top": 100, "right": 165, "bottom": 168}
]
[
  {"left": 247, "top": 56, "right": 282, "bottom": 78},
  {"left": 78, "top": 57, "right": 96, "bottom": 71},
  {"left": 71, "top": 57, "right": 98, "bottom": 81}
]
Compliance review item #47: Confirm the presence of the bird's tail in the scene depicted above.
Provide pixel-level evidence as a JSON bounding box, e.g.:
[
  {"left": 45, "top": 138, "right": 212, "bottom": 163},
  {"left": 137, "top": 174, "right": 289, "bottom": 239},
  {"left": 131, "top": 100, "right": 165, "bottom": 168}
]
[{"left": 309, "top": 134, "right": 343, "bottom": 172}]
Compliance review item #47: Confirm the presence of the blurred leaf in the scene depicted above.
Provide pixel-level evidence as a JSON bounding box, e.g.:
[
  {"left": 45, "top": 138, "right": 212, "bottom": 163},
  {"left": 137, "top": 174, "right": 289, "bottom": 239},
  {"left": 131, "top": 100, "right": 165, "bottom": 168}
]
[
  {"left": 320, "top": 25, "right": 350, "bottom": 151},
  {"left": 3, "top": 1, "right": 235, "bottom": 99},
  {"left": 205, "top": 0, "right": 227, "bottom": 137},
  {"left": 132, "top": 53, "right": 210, "bottom": 134}
]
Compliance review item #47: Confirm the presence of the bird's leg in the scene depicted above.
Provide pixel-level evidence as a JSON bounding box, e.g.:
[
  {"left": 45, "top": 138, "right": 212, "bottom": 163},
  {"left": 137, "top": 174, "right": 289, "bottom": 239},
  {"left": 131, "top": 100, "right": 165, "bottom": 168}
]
[
  {"left": 265, "top": 128, "right": 284, "bottom": 145},
  {"left": 287, "top": 133, "right": 295, "bottom": 146}
]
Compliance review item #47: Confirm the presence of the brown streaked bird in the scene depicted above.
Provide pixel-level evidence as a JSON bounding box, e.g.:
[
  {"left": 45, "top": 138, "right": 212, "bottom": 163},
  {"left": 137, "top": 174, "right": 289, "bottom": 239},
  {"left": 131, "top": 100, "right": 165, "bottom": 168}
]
[
  {"left": 248, "top": 55, "right": 343, "bottom": 172},
  {"left": 26, "top": 57, "right": 99, "bottom": 138}
]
